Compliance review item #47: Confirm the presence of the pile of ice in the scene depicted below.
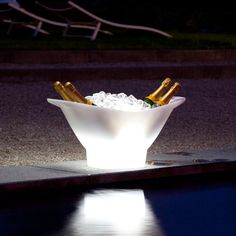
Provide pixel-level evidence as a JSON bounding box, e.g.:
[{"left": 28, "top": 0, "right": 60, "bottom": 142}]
[{"left": 86, "top": 91, "right": 151, "bottom": 112}]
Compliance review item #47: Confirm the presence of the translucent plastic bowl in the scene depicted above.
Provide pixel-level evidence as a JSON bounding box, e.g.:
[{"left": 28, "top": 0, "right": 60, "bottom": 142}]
[{"left": 47, "top": 96, "right": 185, "bottom": 169}]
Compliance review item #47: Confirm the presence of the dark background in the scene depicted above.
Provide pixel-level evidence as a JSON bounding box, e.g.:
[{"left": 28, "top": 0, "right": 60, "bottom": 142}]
[{"left": 18, "top": 0, "right": 236, "bottom": 34}]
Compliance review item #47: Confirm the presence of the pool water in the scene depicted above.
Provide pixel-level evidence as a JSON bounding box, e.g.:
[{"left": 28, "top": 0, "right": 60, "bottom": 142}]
[{"left": 0, "top": 173, "right": 235, "bottom": 236}]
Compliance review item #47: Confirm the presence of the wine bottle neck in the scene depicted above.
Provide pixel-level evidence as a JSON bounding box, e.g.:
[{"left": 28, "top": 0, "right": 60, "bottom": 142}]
[
  {"left": 145, "top": 78, "right": 172, "bottom": 102},
  {"left": 54, "top": 81, "right": 73, "bottom": 101},
  {"left": 159, "top": 82, "right": 181, "bottom": 105},
  {"left": 64, "top": 82, "right": 93, "bottom": 105}
]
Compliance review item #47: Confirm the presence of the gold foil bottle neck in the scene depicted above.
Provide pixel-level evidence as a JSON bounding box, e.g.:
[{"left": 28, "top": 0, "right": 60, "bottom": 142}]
[
  {"left": 158, "top": 82, "right": 181, "bottom": 105},
  {"left": 64, "top": 82, "right": 93, "bottom": 105},
  {"left": 54, "top": 81, "right": 74, "bottom": 101},
  {"left": 145, "top": 77, "right": 172, "bottom": 103}
]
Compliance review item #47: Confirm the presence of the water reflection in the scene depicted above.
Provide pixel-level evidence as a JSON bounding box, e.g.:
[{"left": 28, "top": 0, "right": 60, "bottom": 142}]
[
  {"left": 0, "top": 176, "right": 236, "bottom": 236},
  {"left": 59, "top": 189, "right": 164, "bottom": 236}
]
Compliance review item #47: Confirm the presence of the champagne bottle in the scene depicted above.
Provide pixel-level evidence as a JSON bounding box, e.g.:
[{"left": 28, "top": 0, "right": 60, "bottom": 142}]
[
  {"left": 54, "top": 81, "right": 74, "bottom": 101},
  {"left": 154, "top": 82, "right": 181, "bottom": 107},
  {"left": 144, "top": 78, "right": 172, "bottom": 106},
  {"left": 64, "top": 82, "right": 94, "bottom": 105}
]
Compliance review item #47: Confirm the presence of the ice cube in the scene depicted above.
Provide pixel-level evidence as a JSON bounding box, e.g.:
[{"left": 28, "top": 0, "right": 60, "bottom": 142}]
[{"left": 86, "top": 91, "right": 151, "bottom": 111}]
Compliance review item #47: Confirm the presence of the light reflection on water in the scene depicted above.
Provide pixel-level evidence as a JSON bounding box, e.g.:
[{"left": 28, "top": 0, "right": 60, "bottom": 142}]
[
  {"left": 58, "top": 189, "right": 164, "bottom": 236},
  {"left": 0, "top": 176, "right": 236, "bottom": 236}
]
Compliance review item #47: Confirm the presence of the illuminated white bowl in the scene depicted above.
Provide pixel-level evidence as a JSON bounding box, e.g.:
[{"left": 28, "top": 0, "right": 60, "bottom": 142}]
[{"left": 47, "top": 96, "right": 185, "bottom": 169}]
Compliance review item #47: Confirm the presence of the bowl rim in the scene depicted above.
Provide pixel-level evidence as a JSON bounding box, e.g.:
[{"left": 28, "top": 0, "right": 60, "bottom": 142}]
[{"left": 47, "top": 96, "right": 186, "bottom": 114}]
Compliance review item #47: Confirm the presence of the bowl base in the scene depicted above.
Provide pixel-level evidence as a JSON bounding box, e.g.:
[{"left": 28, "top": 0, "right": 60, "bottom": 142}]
[{"left": 86, "top": 148, "right": 147, "bottom": 169}]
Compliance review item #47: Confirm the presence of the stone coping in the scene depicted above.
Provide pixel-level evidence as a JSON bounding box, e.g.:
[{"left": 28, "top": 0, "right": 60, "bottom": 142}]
[
  {"left": 1, "top": 49, "right": 236, "bottom": 64},
  {"left": 0, "top": 149, "right": 235, "bottom": 194},
  {"left": 1, "top": 49, "right": 235, "bottom": 80}
]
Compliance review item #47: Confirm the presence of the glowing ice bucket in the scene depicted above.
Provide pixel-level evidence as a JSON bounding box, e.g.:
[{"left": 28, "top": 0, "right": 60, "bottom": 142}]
[{"left": 47, "top": 96, "right": 185, "bottom": 169}]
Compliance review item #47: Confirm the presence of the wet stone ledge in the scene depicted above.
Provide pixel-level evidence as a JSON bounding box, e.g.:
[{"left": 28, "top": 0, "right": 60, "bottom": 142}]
[{"left": 0, "top": 148, "right": 235, "bottom": 194}]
